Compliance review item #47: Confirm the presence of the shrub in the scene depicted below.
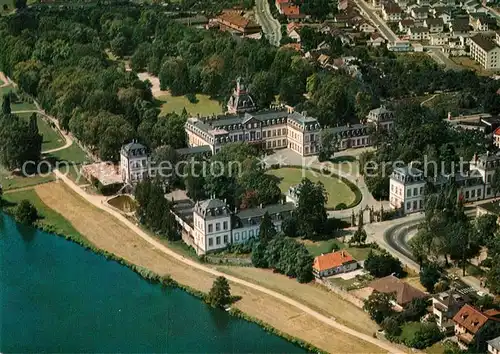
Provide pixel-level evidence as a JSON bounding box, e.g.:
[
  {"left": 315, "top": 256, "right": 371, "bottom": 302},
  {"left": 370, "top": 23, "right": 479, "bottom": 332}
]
[
  {"left": 364, "top": 250, "right": 404, "bottom": 278},
  {"left": 336, "top": 203, "right": 347, "bottom": 210},
  {"left": 401, "top": 322, "right": 444, "bottom": 349},
  {"left": 185, "top": 93, "right": 198, "bottom": 104},
  {"left": 14, "top": 200, "right": 38, "bottom": 225},
  {"left": 480, "top": 258, "right": 493, "bottom": 268}
]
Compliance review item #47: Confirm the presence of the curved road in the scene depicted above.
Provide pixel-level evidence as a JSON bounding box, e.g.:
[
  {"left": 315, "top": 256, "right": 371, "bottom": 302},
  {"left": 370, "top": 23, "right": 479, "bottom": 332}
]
[
  {"left": 53, "top": 169, "right": 405, "bottom": 354},
  {"left": 255, "top": 0, "right": 282, "bottom": 46}
]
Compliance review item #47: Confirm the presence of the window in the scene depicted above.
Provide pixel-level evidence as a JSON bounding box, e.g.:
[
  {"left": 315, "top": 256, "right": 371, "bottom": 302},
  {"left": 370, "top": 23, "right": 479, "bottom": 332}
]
[
  {"left": 223, "top": 235, "right": 228, "bottom": 243},
  {"left": 208, "top": 238, "right": 213, "bottom": 246},
  {"left": 277, "top": 140, "right": 281, "bottom": 147},
  {"left": 420, "top": 187, "right": 423, "bottom": 194},
  {"left": 413, "top": 187, "right": 418, "bottom": 196},
  {"left": 419, "top": 200, "right": 423, "bottom": 209},
  {"left": 413, "top": 200, "right": 417, "bottom": 210},
  {"left": 208, "top": 224, "right": 213, "bottom": 233},
  {"left": 242, "top": 231, "right": 247, "bottom": 240},
  {"left": 472, "top": 190, "right": 476, "bottom": 198},
  {"left": 272, "top": 140, "right": 276, "bottom": 147},
  {"left": 262, "top": 131, "right": 267, "bottom": 138},
  {"left": 216, "top": 236, "right": 221, "bottom": 245},
  {"left": 249, "top": 230, "right": 254, "bottom": 238},
  {"left": 223, "top": 221, "right": 228, "bottom": 230},
  {"left": 267, "top": 142, "right": 271, "bottom": 148},
  {"left": 234, "top": 232, "right": 239, "bottom": 241},
  {"left": 216, "top": 223, "right": 220, "bottom": 231},
  {"left": 487, "top": 187, "right": 492, "bottom": 195},
  {"left": 282, "top": 139, "right": 286, "bottom": 146},
  {"left": 282, "top": 128, "right": 286, "bottom": 135},
  {"left": 488, "top": 175, "right": 492, "bottom": 183},
  {"left": 478, "top": 189, "right": 482, "bottom": 197},
  {"left": 407, "top": 189, "right": 412, "bottom": 197},
  {"left": 407, "top": 202, "right": 411, "bottom": 210},
  {"left": 466, "top": 191, "right": 470, "bottom": 199}
]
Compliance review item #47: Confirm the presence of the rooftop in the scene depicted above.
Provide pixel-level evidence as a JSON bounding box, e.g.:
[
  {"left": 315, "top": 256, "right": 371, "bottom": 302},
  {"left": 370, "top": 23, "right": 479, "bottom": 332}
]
[
  {"left": 452, "top": 304, "right": 490, "bottom": 334},
  {"left": 313, "top": 250, "right": 357, "bottom": 271},
  {"left": 393, "top": 166, "right": 424, "bottom": 177},
  {"left": 217, "top": 11, "right": 260, "bottom": 30},
  {"left": 369, "top": 275, "right": 427, "bottom": 306},
  {"left": 470, "top": 34, "right": 498, "bottom": 52},
  {"left": 175, "top": 145, "right": 212, "bottom": 156},
  {"left": 488, "top": 336, "right": 500, "bottom": 351}
]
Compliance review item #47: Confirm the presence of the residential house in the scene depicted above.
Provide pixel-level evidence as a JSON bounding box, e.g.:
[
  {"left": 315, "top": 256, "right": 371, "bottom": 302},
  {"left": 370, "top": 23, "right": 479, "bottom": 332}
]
[
  {"left": 383, "top": 3, "right": 404, "bottom": 21},
  {"left": 469, "top": 34, "right": 500, "bottom": 69},
  {"left": 369, "top": 32, "right": 387, "bottom": 46},
  {"left": 408, "top": 26, "right": 430, "bottom": 39},
  {"left": 389, "top": 166, "right": 426, "bottom": 213},
  {"left": 488, "top": 336, "right": 500, "bottom": 354},
  {"left": 312, "top": 250, "right": 358, "bottom": 278},
  {"left": 432, "top": 290, "right": 470, "bottom": 333},
  {"left": 430, "top": 32, "right": 449, "bottom": 45},
  {"left": 449, "top": 19, "right": 471, "bottom": 36},
  {"left": 424, "top": 17, "right": 444, "bottom": 32},
  {"left": 411, "top": 6, "right": 430, "bottom": 19},
  {"left": 431, "top": 1, "right": 447, "bottom": 7},
  {"left": 417, "top": 0, "right": 430, "bottom": 5},
  {"left": 453, "top": 305, "right": 500, "bottom": 349},
  {"left": 437, "top": 11, "right": 452, "bottom": 24},
  {"left": 494, "top": 127, "right": 500, "bottom": 147},
  {"left": 358, "top": 20, "right": 376, "bottom": 32},
  {"left": 496, "top": 30, "right": 500, "bottom": 46},
  {"left": 387, "top": 39, "right": 412, "bottom": 51},
  {"left": 120, "top": 141, "right": 151, "bottom": 185},
  {"left": 367, "top": 275, "right": 428, "bottom": 309},
  {"left": 215, "top": 11, "right": 261, "bottom": 36},
  {"left": 366, "top": 106, "right": 395, "bottom": 130},
  {"left": 470, "top": 15, "right": 497, "bottom": 31},
  {"left": 318, "top": 53, "right": 332, "bottom": 67},
  {"left": 396, "top": 0, "right": 409, "bottom": 9},
  {"left": 276, "top": 0, "right": 305, "bottom": 21},
  {"left": 288, "top": 29, "right": 301, "bottom": 42},
  {"left": 447, "top": 37, "right": 468, "bottom": 56},
  {"left": 399, "top": 18, "right": 415, "bottom": 32}
]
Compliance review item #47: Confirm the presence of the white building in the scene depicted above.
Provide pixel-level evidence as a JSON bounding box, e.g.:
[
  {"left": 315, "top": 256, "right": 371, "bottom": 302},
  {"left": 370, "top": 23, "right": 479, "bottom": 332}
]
[
  {"left": 389, "top": 166, "right": 426, "bottom": 214},
  {"left": 424, "top": 17, "right": 444, "bottom": 32},
  {"left": 488, "top": 336, "right": 500, "bottom": 354},
  {"left": 432, "top": 291, "right": 469, "bottom": 333},
  {"left": 430, "top": 33, "right": 449, "bottom": 45},
  {"left": 469, "top": 34, "right": 500, "bottom": 70},
  {"left": 408, "top": 26, "right": 430, "bottom": 40},
  {"left": 120, "top": 141, "right": 152, "bottom": 185},
  {"left": 189, "top": 198, "right": 294, "bottom": 254},
  {"left": 366, "top": 106, "right": 395, "bottom": 130}
]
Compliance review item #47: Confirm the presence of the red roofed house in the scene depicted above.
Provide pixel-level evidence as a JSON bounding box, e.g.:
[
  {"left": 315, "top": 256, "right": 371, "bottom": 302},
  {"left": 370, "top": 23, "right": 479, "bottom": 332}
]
[
  {"left": 275, "top": 0, "right": 305, "bottom": 20},
  {"left": 453, "top": 304, "right": 500, "bottom": 348},
  {"left": 313, "top": 250, "right": 358, "bottom": 278},
  {"left": 494, "top": 127, "right": 500, "bottom": 148},
  {"left": 215, "top": 11, "right": 261, "bottom": 36},
  {"left": 367, "top": 275, "right": 427, "bottom": 309}
]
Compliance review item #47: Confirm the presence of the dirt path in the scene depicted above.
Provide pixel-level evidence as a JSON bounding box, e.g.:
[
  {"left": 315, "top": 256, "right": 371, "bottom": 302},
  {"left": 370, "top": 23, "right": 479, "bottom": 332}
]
[
  {"left": 0, "top": 72, "right": 11, "bottom": 87},
  {"left": 137, "top": 72, "right": 169, "bottom": 98},
  {"left": 48, "top": 170, "right": 404, "bottom": 354}
]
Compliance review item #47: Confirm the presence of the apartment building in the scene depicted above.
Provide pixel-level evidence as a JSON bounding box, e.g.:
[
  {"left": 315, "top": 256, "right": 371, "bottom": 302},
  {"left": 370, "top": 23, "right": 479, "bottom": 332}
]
[
  {"left": 469, "top": 34, "right": 500, "bottom": 69},
  {"left": 389, "top": 166, "right": 426, "bottom": 214}
]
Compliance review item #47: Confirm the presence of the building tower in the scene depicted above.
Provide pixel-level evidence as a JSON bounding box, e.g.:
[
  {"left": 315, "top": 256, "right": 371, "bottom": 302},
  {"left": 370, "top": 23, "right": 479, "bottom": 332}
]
[{"left": 227, "top": 77, "right": 257, "bottom": 114}]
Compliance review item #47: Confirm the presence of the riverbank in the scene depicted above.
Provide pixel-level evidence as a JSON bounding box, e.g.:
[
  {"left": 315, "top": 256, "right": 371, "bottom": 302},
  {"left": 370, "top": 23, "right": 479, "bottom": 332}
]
[{"left": 3, "top": 181, "right": 393, "bottom": 353}]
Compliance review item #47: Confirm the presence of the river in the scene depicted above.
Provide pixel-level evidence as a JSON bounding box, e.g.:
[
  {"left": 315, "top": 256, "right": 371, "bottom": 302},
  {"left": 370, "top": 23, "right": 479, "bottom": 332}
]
[{"left": 0, "top": 213, "right": 307, "bottom": 353}]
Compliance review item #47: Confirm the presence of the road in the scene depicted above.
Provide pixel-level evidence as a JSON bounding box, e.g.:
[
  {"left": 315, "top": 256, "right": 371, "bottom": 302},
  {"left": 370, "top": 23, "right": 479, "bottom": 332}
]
[
  {"left": 254, "top": 0, "right": 282, "bottom": 47},
  {"left": 52, "top": 170, "right": 406, "bottom": 354},
  {"left": 352, "top": 0, "right": 397, "bottom": 43},
  {"left": 426, "top": 49, "right": 463, "bottom": 71}
]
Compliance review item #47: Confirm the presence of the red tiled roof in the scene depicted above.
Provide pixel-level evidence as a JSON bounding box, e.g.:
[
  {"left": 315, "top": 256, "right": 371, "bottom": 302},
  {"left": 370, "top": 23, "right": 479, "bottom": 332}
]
[
  {"left": 494, "top": 127, "right": 500, "bottom": 136},
  {"left": 281, "top": 43, "right": 302, "bottom": 51},
  {"left": 216, "top": 12, "right": 260, "bottom": 31},
  {"left": 453, "top": 305, "right": 489, "bottom": 334},
  {"left": 281, "top": 4, "right": 302, "bottom": 16},
  {"left": 368, "top": 275, "right": 427, "bottom": 306},
  {"left": 313, "top": 250, "right": 356, "bottom": 271}
]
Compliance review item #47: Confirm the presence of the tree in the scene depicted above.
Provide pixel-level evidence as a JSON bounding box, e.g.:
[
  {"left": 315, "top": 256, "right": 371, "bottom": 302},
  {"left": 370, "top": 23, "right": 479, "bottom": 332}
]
[
  {"left": 14, "top": 200, "right": 38, "bottom": 225},
  {"left": 420, "top": 263, "right": 441, "bottom": 293},
  {"left": 491, "top": 166, "right": 500, "bottom": 197},
  {"left": 259, "top": 212, "right": 276, "bottom": 244},
  {"left": 363, "top": 291, "right": 396, "bottom": 324},
  {"left": 249, "top": 72, "right": 275, "bottom": 108},
  {"left": 207, "top": 276, "right": 231, "bottom": 308},
  {"left": 251, "top": 241, "right": 268, "bottom": 268},
  {"left": 2, "top": 94, "right": 11, "bottom": 115},
  {"left": 364, "top": 250, "right": 404, "bottom": 278},
  {"left": 294, "top": 178, "right": 327, "bottom": 238},
  {"left": 476, "top": 213, "right": 498, "bottom": 245},
  {"left": 486, "top": 255, "right": 500, "bottom": 295},
  {"left": 319, "top": 129, "right": 339, "bottom": 161},
  {"left": 468, "top": 321, "right": 500, "bottom": 353},
  {"left": 351, "top": 216, "right": 367, "bottom": 246},
  {"left": 14, "top": 0, "right": 26, "bottom": 9}
]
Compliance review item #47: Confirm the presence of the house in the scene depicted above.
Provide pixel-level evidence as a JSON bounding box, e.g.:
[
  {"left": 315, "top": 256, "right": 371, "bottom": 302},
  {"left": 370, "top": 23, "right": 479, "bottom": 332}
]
[
  {"left": 417, "top": 0, "right": 430, "bottom": 5},
  {"left": 387, "top": 39, "right": 412, "bottom": 51},
  {"left": 396, "top": 0, "right": 409, "bottom": 9},
  {"left": 494, "top": 127, "right": 500, "bottom": 147},
  {"left": 469, "top": 34, "right": 500, "bottom": 69},
  {"left": 318, "top": 53, "right": 332, "bottom": 67},
  {"left": 411, "top": 6, "right": 430, "bottom": 19},
  {"left": 276, "top": 0, "right": 305, "bottom": 20},
  {"left": 367, "top": 275, "right": 428, "bottom": 309},
  {"left": 430, "top": 33, "right": 449, "bottom": 45},
  {"left": 366, "top": 106, "right": 395, "bottom": 130},
  {"left": 120, "top": 141, "right": 151, "bottom": 185},
  {"left": 399, "top": 18, "right": 415, "bottom": 32},
  {"left": 215, "top": 11, "right": 261, "bottom": 36},
  {"left": 449, "top": 19, "right": 471, "bottom": 36},
  {"left": 288, "top": 29, "right": 301, "bottom": 42},
  {"left": 432, "top": 290, "right": 470, "bottom": 333},
  {"left": 358, "top": 20, "right": 376, "bottom": 33},
  {"left": 389, "top": 166, "right": 426, "bottom": 213},
  {"left": 369, "top": 32, "right": 387, "bottom": 46},
  {"left": 437, "top": 12, "right": 452, "bottom": 24},
  {"left": 312, "top": 250, "right": 358, "bottom": 278},
  {"left": 424, "top": 17, "right": 444, "bottom": 32},
  {"left": 383, "top": 3, "right": 404, "bottom": 21},
  {"left": 471, "top": 15, "right": 497, "bottom": 32},
  {"left": 453, "top": 305, "right": 500, "bottom": 348},
  {"left": 408, "top": 26, "right": 430, "bottom": 40},
  {"left": 488, "top": 336, "right": 500, "bottom": 354}
]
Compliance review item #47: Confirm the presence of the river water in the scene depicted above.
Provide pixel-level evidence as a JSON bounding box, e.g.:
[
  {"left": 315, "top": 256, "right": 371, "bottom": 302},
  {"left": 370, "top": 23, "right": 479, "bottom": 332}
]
[{"left": 0, "top": 213, "right": 306, "bottom": 353}]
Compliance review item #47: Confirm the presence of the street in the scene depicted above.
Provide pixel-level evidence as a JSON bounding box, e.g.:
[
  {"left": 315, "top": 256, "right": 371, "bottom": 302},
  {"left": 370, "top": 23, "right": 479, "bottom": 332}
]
[
  {"left": 352, "top": 0, "right": 398, "bottom": 43},
  {"left": 426, "top": 48, "right": 463, "bottom": 71},
  {"left": 254, "top": 0, "right": 282, "bottom": 47}
]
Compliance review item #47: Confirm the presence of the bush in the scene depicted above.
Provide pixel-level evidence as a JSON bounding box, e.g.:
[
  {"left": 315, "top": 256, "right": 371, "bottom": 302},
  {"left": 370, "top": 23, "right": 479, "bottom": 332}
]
[
  {"left": 225, "top": 238, "right": 256, "bottom": 254},
  {"left": 185, "top": 93, "right": 198, "bottom": 104},
  {"left": 14, "top": 200, "right": 38, "bottom": 225},
  {"left": 364, "top": 250, "right": 404, "bottom": 278},
  {"left": 480, "top": 258, "right": 493, "bottom": 268},
  {"left": 401, "top": 322, "right": 444, "bottom": 349},
  {"left": 335, "top": 203, "right": 347, "bottom": 210}
]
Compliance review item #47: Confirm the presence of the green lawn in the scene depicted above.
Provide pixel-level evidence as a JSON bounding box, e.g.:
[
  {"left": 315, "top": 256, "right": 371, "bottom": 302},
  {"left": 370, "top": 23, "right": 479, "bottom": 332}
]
[
  {"left": 0, "top": 0, "right": 14, "bottom": 13},
  {"left": 0, "top": 165, "right": 55, "bottom": 192},
  {"left": 157, "top": 93, "right": 222, "bottom": 117},
  {"left": 2, "top": 188, "right": 84, "bottom": 242},
  {"left": 304, "top": 238, "right": 376, "bottom": 261},
  {"left": 17, "top": 113, "right": 66, "bottom": 152},
  {"left": 0, "top": 85, "right": 37, "bottom": 111},
  {"left": 398, "top": 322, "right": 422, "bottom": 343},
  {"left": 47, "top": 143, "right": 88, "bottom": 164},
  {"left": 266, "top": 167, "right": 356, "bottom": 208}
]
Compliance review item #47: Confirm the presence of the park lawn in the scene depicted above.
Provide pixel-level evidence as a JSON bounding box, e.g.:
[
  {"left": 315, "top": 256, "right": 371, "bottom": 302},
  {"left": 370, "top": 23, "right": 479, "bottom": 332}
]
[
  {"left": 303, "top": 238, "right": 377, "bottom": 260},
  {"left": 0, "top": 85, "right": 37, "bottom": 111},
  {"left": 0, "top": 0, "right": 14, "bottom": 13},
  {"left": 17, "top": 113, "right": 66, "bottom": 152},
  {"left": 398, "top": 322, "right": 422, "bottom": 343},
  {"left": 0, "top": 164, "right": 55, "bottom": 192},
  {"left": 47, "top": 143, "right": 88, "bottom": 164},
  {"left": 329, "top": 155, "right": 359, "bottom": 176},
  {"left": 157, "top": 92, "right": 222, "bottom": 117},
  {"left": 266, "top": 167, "right": 355, "bottom": 208},
  {"left": 2, "top": 187, "right": 84, "bottom": 241}
]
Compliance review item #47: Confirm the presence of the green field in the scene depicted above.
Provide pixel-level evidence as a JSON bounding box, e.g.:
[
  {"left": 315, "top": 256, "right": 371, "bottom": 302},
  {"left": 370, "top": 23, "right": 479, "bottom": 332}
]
[
  {"left": 2, "top": 188, "right": 84, "bottom": 241},
  {"left": 17, "top": 113, "right": 66, "bottom": 152},
  {"left": 0, "top": 85, "right": 37, "bottom": 111},
  {"left": 157, "top": 93, "right": 222, "bottom": 117},
  {"left": 304, "top": 238, "right": 375, "bottom": 261},
  {"left": 266, "top": 167, "right": 356, "bottom": 208},
  {"left": 0, "top": 0, "right": 14, "bottom": 13},
  {"left": 0, "top": 165, "right": 55, "bottom": 192},
  {"left": 47, "top": 143, "right": 88, "bottom": 165}
]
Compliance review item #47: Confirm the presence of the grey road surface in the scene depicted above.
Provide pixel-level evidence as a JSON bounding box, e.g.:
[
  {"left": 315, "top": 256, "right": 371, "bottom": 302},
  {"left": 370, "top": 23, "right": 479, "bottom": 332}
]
[
  {"left": 255, "top": 0, "right": 282, "bottom": 47},
  {"left": 352, "top": 0, "right": 398, "bottom": 43}
]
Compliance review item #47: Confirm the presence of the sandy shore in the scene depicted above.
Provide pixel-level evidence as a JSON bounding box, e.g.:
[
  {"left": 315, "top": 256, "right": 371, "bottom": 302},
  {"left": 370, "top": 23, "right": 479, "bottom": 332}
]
[{"left": 33, "top": 181, "right": 393, "bottom": 353}]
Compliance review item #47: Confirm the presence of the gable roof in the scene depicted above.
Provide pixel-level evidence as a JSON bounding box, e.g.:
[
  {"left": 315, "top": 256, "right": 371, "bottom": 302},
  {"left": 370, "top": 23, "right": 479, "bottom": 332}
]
[
  {"left": 452, "top": 304, "right": 490, "bottom": 334},
  {"left": 470, "top": 34, "right": 498, "bottom": 52},
  {"left": 426, "top": 17, "right": 443, "bottom": 26},
  {"left": 400, "top": 18, "right": 415, "bottom": 25},
  {"left": 494, "top": 127, "right": 500, "bottom": 136},
  {"left": 313, "top": 250, "right": 356, "bottom": 271},
  {"left": 488, "top": 336, "right": 500, "bottom": 351},
  {"left": 368, "top": 275, "right": 427, "bottom": 306}
]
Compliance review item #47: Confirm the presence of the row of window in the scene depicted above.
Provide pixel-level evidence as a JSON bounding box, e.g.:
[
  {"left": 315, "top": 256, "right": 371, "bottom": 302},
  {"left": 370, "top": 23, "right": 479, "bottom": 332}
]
[
  {"left": 263, "top": 128, "right": 287, "bottom": 138},
  {"left": 266, "top": 139, "right": 287, "bottom": 149},
  {"left": 208, "top": 234, "right": 229, "bottom": 247},
  {"left": 207, "top": 221, "right": 229, "bottom": 233},
  {"left": 390, "top": 185, "right": 424, "bottom": 198},
  {"left": 406, "top": 199, "right": 424, "bottom": 211}
]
